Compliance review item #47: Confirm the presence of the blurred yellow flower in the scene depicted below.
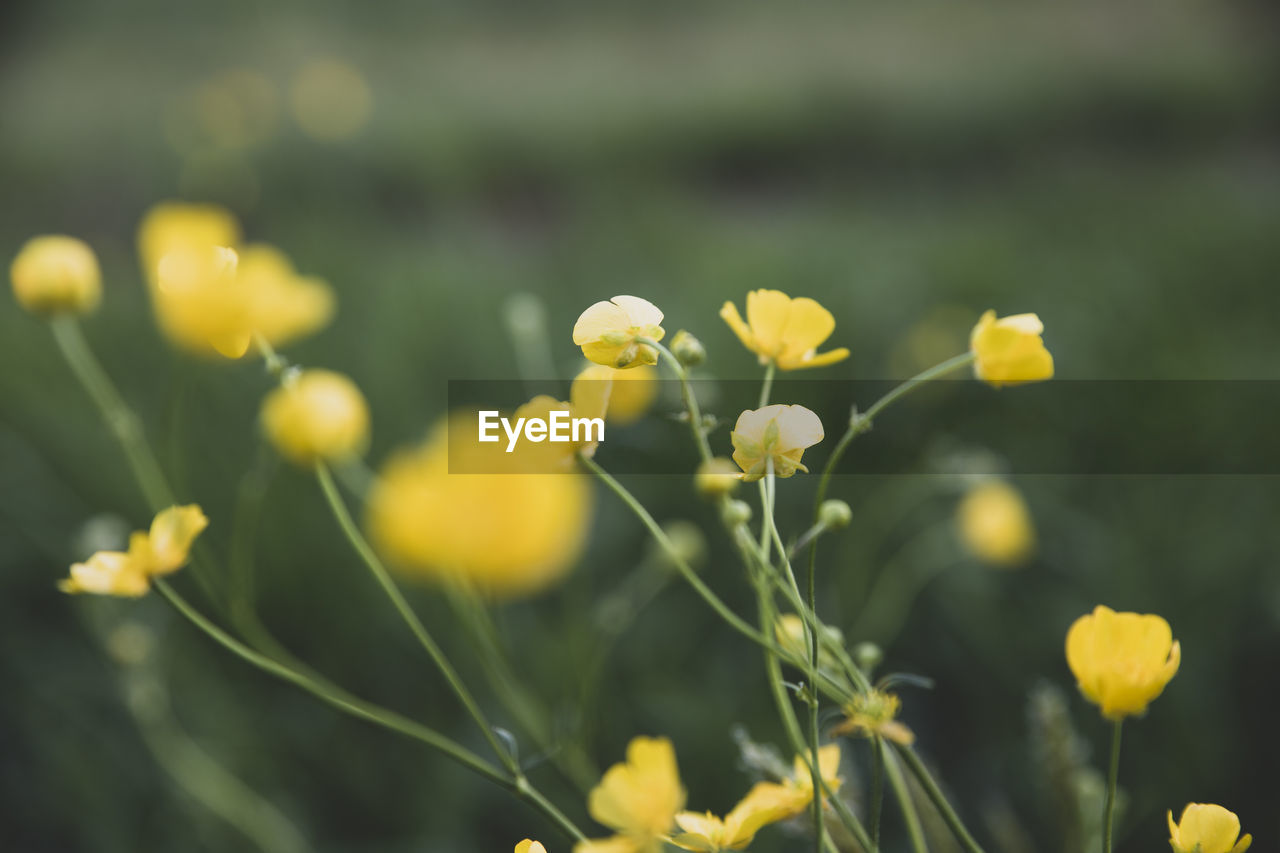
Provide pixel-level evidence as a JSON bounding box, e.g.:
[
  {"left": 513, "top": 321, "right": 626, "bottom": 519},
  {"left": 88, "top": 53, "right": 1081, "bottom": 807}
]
[
  {"left": 367, "top": 413, "right": 591, "bottom": 598},
  {"left": 1168, "top": 804, "right": 1252, "bottom": 853},
  {"left": 60, "top": 505, "right": 208, "bottom": 597},
  {"left": 747, "top": 745, "right": 843, "bottom": 820},
  {"left": 575, "top": 736, "right": 686, "bottom": 853},
  {"left": 1066, "top": 605, "right": 1180, "bottom": 719},
  {"left": 290, "top": 59, "right": 373, "bottom": 142},
  {"left": 694, "top": 457, "right": 743, "bottom": 498},
  {"left": 970, "top": 310, "right": 1054, "bottom": 387},
  {"left": 730, "top": 404, "right": 824, "bottom": 481},
  {"left": 832, "top": 690, "right": 915, "bottom": 745},
  {"left": 575, "top": 363, "right": 657, "bottom": 425},
  {"left": 261, "top": 369, "right": 371, "bottom": 466},
  {"left": 573, "top": 296, "right": 665, "bottom": 369},
  {"left": 154, "top": 243, "right": 333, "bottom": 358},
  {"left": 137, "top": 201, "right": 241, "bottom": 289},
  {"left": 515, "top": 841, "right": 548, "bottom": 853},
  {"left": 956, "top": 481, "right": 1035, "bottom": 567},
  {"left": 720, "top": 290, "right": 849, "bottom": 370},
  {"left": 669, "top": 786, "right": 794, "bottom": 853},
  {"left": 10, "top": 235, "right": 101, "bottom": 316}
]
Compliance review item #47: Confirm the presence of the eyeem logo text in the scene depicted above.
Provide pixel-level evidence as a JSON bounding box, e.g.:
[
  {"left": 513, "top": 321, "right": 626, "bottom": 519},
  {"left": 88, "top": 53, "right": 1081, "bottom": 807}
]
[{"left": 478, "top": 410, "right": 604, "bottom": 453}]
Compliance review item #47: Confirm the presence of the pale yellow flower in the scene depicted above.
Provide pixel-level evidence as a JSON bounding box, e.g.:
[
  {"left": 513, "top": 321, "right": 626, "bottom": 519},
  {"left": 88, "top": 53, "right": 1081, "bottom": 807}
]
[
  {"left": 10, "top": 235, "right": 101, "bottom": 316},
  {"left": 1168, "top": 804, "right": 1252, "bottom": 853},
  {"left": 367, "top": 414, "right": 591, "bottom": 598},
  {"left": 573, "top": 296, "right": 665, "bottom": 369},
  {"left": 970, "top": 310, "right": 1054, "bottom": 387},
  {"left": 575, "top": 364, "right": 657, "bottom": 425},
  {"left": 137, "top": 201, "right": 241, "bottom": 289},
  {"left": 956, "top": 481, "right": 1035, "bottom": 567},
  {"left": 730, "top": 404, "right": 824, "bottom": 481},
  {"left": 742, "top": 745, "right": 843, "bottom": 821},
  {"left": 720, "top": 290, "right": 849, "bottom": 370},
  {"left": 515, "top": 841, "right": 548, "bottom": 853},
  {"left": 832, "top": 690, "right": 916, "bottom": 746},
  {"left": 575, "top": 736, "right": 686, "bottom": 853},
  {"left": 1066, "top": 605, "right": 1180, "bottom": 719},
  {"left": 60, "top": 506, "right": 208, "bottom": 597},
  {"left": 154, "top": 243, "right": 333, "bottom": 358},
  {"left": 261, "top": 369, "right": 371, "bottom": 466}
]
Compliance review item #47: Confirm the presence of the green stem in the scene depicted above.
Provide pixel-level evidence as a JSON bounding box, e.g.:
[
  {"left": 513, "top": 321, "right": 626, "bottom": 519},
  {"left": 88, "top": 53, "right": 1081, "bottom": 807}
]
[
  {"left": 758, "top": 361, "right": 776, "bottom": 408},
  {"left": 152, "top": 578, "right": 586, "bottom": 843},
  {"left": 642, "top": 338, "right": 711, "bottom": 463},
  {"left": 896, "top": 744, "right": 986, "bottom": 853},
  {"left": 1103, "top": 719, "right": 1122, "bottom": 853},
  {"left": 870, "top": 736, "right": 885, "bottom": 848},
  {"left": 812, "top": 352, "right": 976, "bottom": 510},
  {"left": 885, "top": 746, "right": 929, "bottom": 853},
  {"left": 579, "top": 454, "right": 771, "bottom": 651},
  {"left": 313, "top": 462, "right": 517, "bottom": 774}
]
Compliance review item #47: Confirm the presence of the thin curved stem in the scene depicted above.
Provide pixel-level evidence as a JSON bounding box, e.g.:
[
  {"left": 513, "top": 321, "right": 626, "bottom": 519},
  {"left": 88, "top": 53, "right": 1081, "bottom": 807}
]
[
  {"left": 642, "top": 338, "right": 712, "bottom": 463},
  {"left": 885, "top": 746, "right": 929, "bottom": 853},
  {"left": 895, "top": 744, "right": 986, "bottom": 853},
  {"left": 870, "top": 736, "right": 885, "bottom": 848},
  {"left": 758, "top": 361, "right": 776, "bottom": 408},
  {"left": 313, "top": 462, "right": 517, "bottom": 775}
]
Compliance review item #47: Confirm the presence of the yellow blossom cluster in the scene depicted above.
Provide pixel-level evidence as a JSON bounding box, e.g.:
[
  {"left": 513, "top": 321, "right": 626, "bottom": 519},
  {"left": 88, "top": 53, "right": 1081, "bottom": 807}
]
[{"left": 60, "top": 506, "right": 207, "bottom": 597}]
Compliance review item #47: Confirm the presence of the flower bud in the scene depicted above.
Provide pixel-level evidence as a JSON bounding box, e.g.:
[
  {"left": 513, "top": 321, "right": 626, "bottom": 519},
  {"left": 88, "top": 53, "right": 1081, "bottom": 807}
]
[
  {"left": 695, "top": 457, "right": 742, "bottom": 498},
  {"left": 261, "top": 369, "right": 370, "bottom": 465},
  {"left": 818, "top": 499, "right": 852, "bottom": 530},
  {"left": 853, "top": 641, "right": 883, "bottom": 673},
  {"left": 655, "top": 520, "right": 706, "bottom": 570},
  {"left": 721, "top": 499, "right": 753, "bottom": 527},
  {"left": 10, "top": 235, "right": 101, "bottom": 316},
  {"left": 670, "top": 329, "right": 705, "bottom": 367}
]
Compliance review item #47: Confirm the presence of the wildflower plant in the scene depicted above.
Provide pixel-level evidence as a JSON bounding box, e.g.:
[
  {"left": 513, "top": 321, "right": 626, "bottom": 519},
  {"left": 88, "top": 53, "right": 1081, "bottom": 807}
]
[{"left": 10, "top": 206, "right": 1253, "bottom": 853}]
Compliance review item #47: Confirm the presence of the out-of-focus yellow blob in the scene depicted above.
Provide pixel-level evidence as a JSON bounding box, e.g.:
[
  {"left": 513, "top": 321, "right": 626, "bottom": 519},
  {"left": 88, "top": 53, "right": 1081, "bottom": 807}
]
[
  {"left": 956, "top": 480, "right": 1035, "bottom": 567},
  {"left": 261, "top": 369, "right": 371, "bottom": 466},
  {"left": 138, "top": 201, "right": 241, "bottom": 290},
  {"left": 577, "top": 736, "right": 686, "bottom": 853},
  {"left": 367, "top": 414, "right": 591, "bottom": 599},
  {"left": 289, "top": 60, "right": 373, "bottom": 142},
  {"left": 515, "top": 842, "right": 548, "bottom": 853},
  {"left": 59, "top": 505, "right": 208, "bottom": 597},
  {"left": 574, "top": 363, "right": 657, "bottom": 425},
  {"left": 10, "top": 235, "right": 101, "bottom": 316}
]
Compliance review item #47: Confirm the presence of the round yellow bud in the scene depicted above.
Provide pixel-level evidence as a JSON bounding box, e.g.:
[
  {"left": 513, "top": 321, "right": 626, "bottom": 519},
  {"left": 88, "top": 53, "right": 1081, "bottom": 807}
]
[
  {"left": 695, "top": 457, "right": 743, "bottom": 498},
  {"left": 10, "top": 235, "right": 102, "bottom": 315},
  {"left": 261, "top": 369, "right": 370, "bottom": 465}
]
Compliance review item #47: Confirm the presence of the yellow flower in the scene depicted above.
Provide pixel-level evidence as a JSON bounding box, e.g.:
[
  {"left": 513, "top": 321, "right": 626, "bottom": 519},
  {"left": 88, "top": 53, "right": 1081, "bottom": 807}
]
[
  {"left": 1168, "top": 804, "right": 1252, "bottom": 853},
  {"left": 10, "top": 235, "right": 101, "bottom": 316},
  {"left": 743, "top": 745, "right": 843, "bottom": 821},
  {"left": 720, "top": 290, "right": 849, "bottom": 370},
  {"left": 515, "top": 841, "right": 548, "bottom": 853},
  {"left": 367, "top": 414, "right": 591, "bottom": 598},
  {"left": 1066, "top": 605, "right": 1181, "bottom": 719},
  {"left": 154, "top": 243, "right": 333, "bottom": 358},
  {"left": 575, "top": 364, "right": 658, "bottom": 425},
  {"left": 694, "top": 457, "right": 743, "bottom": 498},
  {"left": 573, "top": 296, "right": 665, "bottom": 369},
  {"left": 137, "top": 201, "right": 241, "bottom": 288},
  {"left": 575, "top": 736, "right": 686, "bottom": 853},
  {"left": 261, "top": 369, "right": 371, "bottom": 466},
  {"left": 956, "top": 481, "right": 1035, "bottom": 567},
  {"left": 59, "top": 506, "right": 208, "bottom": 597},
  {"left": 832, "top": 690, "right": 916, "bottom": 745},
  {"left": 969, "top": 310, "right": 1054, "bottom": 387},
  {"left": 730, "top": 404, "right": 824, "bottom": 482}
]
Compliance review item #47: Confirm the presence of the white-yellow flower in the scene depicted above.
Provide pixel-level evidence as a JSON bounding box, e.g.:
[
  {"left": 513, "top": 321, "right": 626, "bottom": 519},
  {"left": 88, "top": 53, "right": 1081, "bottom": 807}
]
[
  {"left": 573, "top": 296, "right": 665, "bottom": 369},
  {"left": 730, "top": 405, "right": 824, "bottom": 481}
]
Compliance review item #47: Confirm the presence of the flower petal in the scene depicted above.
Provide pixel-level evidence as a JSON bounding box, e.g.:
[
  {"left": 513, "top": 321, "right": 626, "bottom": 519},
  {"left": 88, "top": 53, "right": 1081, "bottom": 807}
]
[{"left": 745, "top": 290, "right": 792, "bottom": 356}]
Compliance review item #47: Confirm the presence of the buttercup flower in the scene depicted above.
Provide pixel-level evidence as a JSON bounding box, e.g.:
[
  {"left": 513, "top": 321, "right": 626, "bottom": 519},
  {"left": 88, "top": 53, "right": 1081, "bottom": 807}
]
[
  {"left": 573, "top": 296, "right": 665, "bottom": 369},
  {"left": 670, "top": 785, "right": 796, "bottom": 853},
  {"left": 720, "top": 290, "right": 849, "bottom": 370},
  {"left": 261, "top": 369, "right": 371, "bottom": 465},
  {"left": 10, "top": 235, "right": 101, "bottom": 316},
  {"left": 956, "top": 481, "right": 1035, "bottom": 567},
  {"left": 575, "top": 364, "right": 657, "bottom": 425},
  {"left": 575, "top": 736, "right": 686, "bottom": 853},
  {"left": 1168, "top": 804, "right": 1252, "bottom": 853},
  {"left": 743, "top": 745, "right": 843, "bottom": 820},
  {"left": 730, "top": 404, "right": 824, "bottom": 481},
  {"left": 1066, "top": 605, "right": 1181, "bottom": 719},
  {"left": 137, "top": 201, "right": 241, "bottom": 288},
  {"left": 970, "top": 310, "right": 1054, "bottom": 387},
  {"left": 367, "top": 414, "right": 591, "bottom": 598},
  {"left": 515, "top": 841, "right": 549, "bottom": 853},
  {"left": 832, "top": 690, "right": 915, "bottom": 745},
  {"left": 154, "top": 243, "right": 333, "bottom": 358},
  {"left": 60, "top": 506, "right": 208, "bottom": 597}
]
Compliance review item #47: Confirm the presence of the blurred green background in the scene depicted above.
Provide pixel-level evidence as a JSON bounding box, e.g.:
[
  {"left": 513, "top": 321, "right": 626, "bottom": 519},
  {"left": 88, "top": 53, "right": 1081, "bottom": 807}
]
[{"left": 2, "top": 1, "right": 1278, "bottom": 851}]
